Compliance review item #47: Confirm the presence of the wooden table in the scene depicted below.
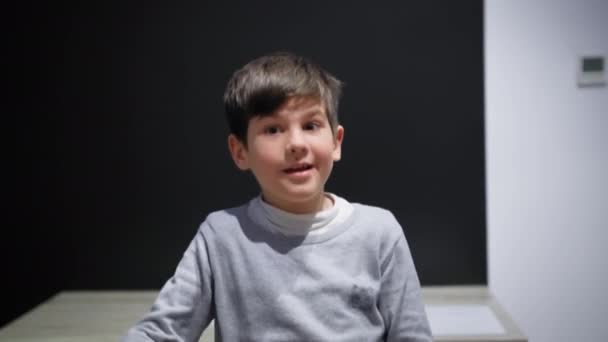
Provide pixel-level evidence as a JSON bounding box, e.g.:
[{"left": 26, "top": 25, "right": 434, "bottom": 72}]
[{"left": 0, "top": 286, "right": 526, "bottom": 342}]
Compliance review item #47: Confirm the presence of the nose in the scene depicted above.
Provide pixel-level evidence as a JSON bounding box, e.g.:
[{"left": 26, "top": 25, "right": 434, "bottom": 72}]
[{"left": 286, "top": 129, "right": 307, "bottom": 157}]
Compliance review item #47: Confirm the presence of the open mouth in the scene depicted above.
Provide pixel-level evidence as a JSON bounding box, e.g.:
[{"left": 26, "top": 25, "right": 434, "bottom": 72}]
[{"left": 284, "top": 164, "right": 313, "bottom": 173}]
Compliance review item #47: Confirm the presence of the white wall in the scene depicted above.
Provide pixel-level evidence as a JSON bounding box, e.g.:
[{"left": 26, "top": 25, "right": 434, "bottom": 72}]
[{"left": 485, "top": 1, "right": 608, "bottom": 341}]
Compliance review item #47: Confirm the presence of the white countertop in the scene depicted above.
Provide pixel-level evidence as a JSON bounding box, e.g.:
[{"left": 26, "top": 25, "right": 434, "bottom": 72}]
[{"left": 0, "top": 286, "right": 526, "bottom": 342}]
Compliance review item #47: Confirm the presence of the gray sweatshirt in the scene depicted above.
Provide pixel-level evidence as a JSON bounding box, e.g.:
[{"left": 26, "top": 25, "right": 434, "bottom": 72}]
[{"left": 122, "top": 199, "right": 432, "bottom": 341}]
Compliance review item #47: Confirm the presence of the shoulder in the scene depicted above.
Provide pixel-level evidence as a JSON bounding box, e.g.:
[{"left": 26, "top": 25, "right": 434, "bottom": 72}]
[
  {"left": 350, "top": 202, "right": 406, "bottom": 246},
  {"left": 197, "top": 203, "right": 249, "bottom": 238},
  {"left": 352, "top": 203, "right": 401, "bottom": 231},
  {"left": 352, "top": 202, "right": 397, "bottom": 220},
  {"left": 350, "top": 203, "right": 415, "bottom": 270}
]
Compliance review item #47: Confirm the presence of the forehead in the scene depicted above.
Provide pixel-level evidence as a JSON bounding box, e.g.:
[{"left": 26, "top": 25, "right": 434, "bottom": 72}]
[
  {"left": 253, "top": 96, "right": 326, "bottom": 122},
  {"left": 275, "top": 96, "right": 324, "bottom": 115}
]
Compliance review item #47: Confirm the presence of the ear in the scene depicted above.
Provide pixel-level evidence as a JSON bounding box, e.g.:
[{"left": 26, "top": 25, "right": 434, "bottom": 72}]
[
  {"left": 228, "top": 134, "right": 250, "bottom": 170},
  {"left": 332, "top": 125, "right": 344, "bottom": 161}
]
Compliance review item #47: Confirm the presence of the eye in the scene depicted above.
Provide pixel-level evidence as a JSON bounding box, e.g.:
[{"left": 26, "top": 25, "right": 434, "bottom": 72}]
[
  {"left": 263, "top": 125, "right": 281, "bottom": 135},
  {"left": 304, "top": 121, "right": 321, "bottom": 131}
]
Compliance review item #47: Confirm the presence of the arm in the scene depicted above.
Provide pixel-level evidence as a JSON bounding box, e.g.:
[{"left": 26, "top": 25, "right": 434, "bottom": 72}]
[
  {"left": 378, "top": 229, "right": 433, "bottom": 342},
  {"left": 121, "top": 225, "right": 214, "bottom": 342}
]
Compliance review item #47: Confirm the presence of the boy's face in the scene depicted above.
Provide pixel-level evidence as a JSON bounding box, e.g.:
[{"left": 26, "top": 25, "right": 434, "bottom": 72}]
[{"left": 228, "top": 96, "right": 344, "bottom": 214}]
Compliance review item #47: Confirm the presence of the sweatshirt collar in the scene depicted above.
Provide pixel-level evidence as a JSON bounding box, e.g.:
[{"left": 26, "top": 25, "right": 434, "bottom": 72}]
[{"left": 257, "top": 193, "right": 340, "bottom": 236}]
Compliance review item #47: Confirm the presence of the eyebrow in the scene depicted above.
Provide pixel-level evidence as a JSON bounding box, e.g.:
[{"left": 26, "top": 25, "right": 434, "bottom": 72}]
[
  {"left": 265, "top": 107, "right": 325, "bottom": 120},
  {"left": 303, "top": 109, "right": 324, "bottom": 118}
]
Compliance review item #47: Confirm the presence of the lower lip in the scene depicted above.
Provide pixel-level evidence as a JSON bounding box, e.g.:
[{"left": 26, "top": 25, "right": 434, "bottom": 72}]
[{"left": 284, "top": 168, "right": 313, "bottom": 178}]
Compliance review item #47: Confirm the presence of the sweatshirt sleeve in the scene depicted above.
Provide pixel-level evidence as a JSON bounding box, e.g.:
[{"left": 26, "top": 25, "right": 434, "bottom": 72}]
[
  {"left": 121, "top": 223, "right": 214, "bottom": 342},
  {"left": 377, "top": 217, "right": 433, "bottom": 342}
]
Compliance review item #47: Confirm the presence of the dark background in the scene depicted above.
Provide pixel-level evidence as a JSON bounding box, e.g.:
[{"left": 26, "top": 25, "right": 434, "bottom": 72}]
[{"left": 5, "top": 1, "right": 485, "bottom": 328}]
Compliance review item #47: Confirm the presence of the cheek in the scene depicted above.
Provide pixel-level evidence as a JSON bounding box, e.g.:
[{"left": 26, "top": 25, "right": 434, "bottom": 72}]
[
  {"left": 315, "top": 136, "right": 338, "bottom": 157},
  {"left": 250, "top": 145, "right": 281, "bottom": 170},
  {"left": 312, "top": 145, "right": 336, "bottom": 168},
  {"left": 317, "top": 152, "right": 333, "bottom": 165}
]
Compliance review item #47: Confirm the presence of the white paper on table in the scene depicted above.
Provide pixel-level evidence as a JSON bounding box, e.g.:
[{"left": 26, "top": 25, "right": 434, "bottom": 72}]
[{"left": 425, "top": 304, "right": 506, "bottom": 336}]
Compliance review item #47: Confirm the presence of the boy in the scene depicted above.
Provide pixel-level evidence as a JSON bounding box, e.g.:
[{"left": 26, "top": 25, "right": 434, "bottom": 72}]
[{"left": 122, "top": 52, "right": 432, "bottom": 341}]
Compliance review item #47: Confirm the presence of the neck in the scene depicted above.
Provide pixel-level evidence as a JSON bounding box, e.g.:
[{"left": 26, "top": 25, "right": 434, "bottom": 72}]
[{"left": 261, "top": 192, "right": 334, "bottom": 215}]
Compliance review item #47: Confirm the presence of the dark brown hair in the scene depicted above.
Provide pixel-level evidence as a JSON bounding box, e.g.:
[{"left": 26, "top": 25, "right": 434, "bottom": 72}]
[{"left": 223, "top": 52, "right": 343, "bottom": 146}]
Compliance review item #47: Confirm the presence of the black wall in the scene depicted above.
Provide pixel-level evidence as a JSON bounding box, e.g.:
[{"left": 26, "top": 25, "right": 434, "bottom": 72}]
[{"left": 5, "top": 1, "right": 485, "bottom": 327}]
